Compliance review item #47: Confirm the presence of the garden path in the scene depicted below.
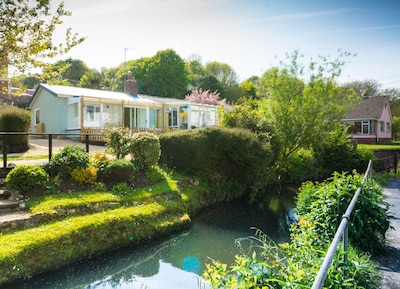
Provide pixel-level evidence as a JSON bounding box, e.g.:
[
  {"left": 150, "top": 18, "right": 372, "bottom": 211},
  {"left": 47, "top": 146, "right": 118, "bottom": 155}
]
[{"left": 377, "top": 178, "right": 400, "bottom": 288}]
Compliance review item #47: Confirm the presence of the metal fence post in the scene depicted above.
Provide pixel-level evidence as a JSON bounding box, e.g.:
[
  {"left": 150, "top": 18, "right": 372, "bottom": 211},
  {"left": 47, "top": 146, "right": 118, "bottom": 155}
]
[
  {"left": 48, "top": 134, "right": 53, "bottom": 161},
  {"left": 85, "top": 134, "right": 89, "bottom": 152},
  {"left": 2, "top": 135, "right": 6, "bottom": 168}
]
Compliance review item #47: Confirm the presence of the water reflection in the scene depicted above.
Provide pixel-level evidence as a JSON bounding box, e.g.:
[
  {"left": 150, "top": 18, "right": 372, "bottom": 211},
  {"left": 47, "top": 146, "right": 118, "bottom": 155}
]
[{"left": 5, "top": 186, "right": 296, "bottom": 289}]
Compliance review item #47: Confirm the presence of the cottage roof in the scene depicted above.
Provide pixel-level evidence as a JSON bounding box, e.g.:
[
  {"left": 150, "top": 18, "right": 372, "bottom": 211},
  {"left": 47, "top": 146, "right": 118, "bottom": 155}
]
[
  {"left": 344, "top": 96, "right": 390, "bottom": 120},
  {"left": 29, "top": 84, "right": 157, "bottom": 107},
  {"left": 139, "top": 94, "right": 191, "bottom": 105}
]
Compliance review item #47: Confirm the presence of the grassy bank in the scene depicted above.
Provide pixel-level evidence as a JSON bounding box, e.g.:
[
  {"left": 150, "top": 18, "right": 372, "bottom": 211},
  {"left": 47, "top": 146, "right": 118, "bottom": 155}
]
[{"left": 0, "top": 174, "right": 215, "bottom": 285}]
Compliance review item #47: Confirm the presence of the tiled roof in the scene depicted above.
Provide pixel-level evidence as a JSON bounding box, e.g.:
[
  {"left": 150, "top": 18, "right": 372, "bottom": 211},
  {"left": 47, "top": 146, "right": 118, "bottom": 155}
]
[{"left": 344, "top": 96, "right": 389, "bottom": 120}]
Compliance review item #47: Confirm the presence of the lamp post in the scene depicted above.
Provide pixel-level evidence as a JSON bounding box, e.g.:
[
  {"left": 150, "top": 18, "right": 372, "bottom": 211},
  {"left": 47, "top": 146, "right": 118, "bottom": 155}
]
[{"left": 124, "top": 48, "right": 135, "bottom": 92}]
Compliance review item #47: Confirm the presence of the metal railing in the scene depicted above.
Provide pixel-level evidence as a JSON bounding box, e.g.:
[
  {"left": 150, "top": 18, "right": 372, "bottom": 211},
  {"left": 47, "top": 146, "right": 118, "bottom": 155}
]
[
  {"left": 0, "top": 132, "right": 102, "bottom": 168},
  {"left": 311, "top": 160, "right": 373, "bottom": 289}
]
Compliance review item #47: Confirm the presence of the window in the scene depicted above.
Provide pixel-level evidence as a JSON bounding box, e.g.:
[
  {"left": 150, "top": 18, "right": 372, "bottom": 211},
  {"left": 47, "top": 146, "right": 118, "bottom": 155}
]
[
  {"left": 103, "top": 104, "right": 121, "bottom": 126},
  {"left": 124, "top": 107, "right": 148, "bottom": 128},
  {"left": 380, "top": 121, "right": 385, "bottom": 132},
  {"left": 149, "top": 108, "right": 160, "bottom": 128},
  {"left": 67, "top": 102, "right": 79, "bottom": 129},
  {"left": 387, "top": 122, "right": 391, "bottom": 133},
  {"left": 167, "top": 107, "right": 178, "bottom": 127},
  {"left": 84, "top": 104, "right": 101, "bottom": 126},
  {"left": 362, "top": 121, "right": 369, "bottom": 134},
  {"left": 34, "top": 108, "right": 40, "bottom": 125}
]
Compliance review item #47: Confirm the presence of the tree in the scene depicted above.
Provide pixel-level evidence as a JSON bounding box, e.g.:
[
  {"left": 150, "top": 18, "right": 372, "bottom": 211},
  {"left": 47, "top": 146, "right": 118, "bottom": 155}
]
[
  {"left": 240, "top": 76, "right": 259, "bottom": 99},
  {"left": 132, "top": 49, "right": 189, "bottom": 98},
  {"left": 42, "top": 58, "right": 89, "bottom": 85},
  {"left": 185, "top": 54, "right": 207, "bottom": 90},
  {"left": 1, "top": 1, "right": 84, "bottom": 77},
  {"left": 204, "top": 61, "right": 238, "bottom": 87},
  {"left": 185, "top": 89, "right": 226, "bottom": 105},
  {"left": 79, "top": 69, "right": 103, "bottom": 89},
  {"left": 259, "top": 50, "right": 357, "bottom": 171},
  {"left": 341, "top": 79, "right": 381, "bottom": 98}
]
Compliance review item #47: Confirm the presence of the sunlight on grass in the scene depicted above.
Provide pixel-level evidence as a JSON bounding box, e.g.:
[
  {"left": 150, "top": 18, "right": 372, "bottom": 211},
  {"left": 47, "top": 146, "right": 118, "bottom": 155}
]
[
  {"left": 27, "top": 192, "right": 120, "bottom": 214},
  {"left": 359, "top": 143, "right": 400, "bottom": 150}
]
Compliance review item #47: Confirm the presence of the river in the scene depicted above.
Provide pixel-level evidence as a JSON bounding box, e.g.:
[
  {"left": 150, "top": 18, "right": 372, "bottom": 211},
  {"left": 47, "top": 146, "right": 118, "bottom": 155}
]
[{"left": 5, "top": 186, "right": 297, "bottom": 289}]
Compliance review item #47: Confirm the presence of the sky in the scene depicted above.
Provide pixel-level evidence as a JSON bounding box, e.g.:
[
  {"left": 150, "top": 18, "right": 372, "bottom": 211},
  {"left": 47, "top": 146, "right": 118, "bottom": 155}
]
[{"left": 52, "top": 0, "right": 400, "bottom": 89}]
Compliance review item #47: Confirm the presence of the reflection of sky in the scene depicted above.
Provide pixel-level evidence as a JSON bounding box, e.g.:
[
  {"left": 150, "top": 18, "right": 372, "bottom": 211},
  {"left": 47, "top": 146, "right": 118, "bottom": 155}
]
[
  {"left": 86, "top": 260, "right": 208, "bottom": 289},
  {"left": 136, "top": 260, "right": 208, "bottom": 289}
]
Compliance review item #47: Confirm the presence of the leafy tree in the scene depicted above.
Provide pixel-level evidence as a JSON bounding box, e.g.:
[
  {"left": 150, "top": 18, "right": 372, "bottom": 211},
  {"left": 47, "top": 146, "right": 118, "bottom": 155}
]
[
  {"left": 259, "top": 50, "right": 357, "bottom": 172},
  {"left": 185, "top": 89, "right": 226, "bottom": 105},
  {"left": 132, "top": 49, "right": 189, "bottom": 98},
  {"left": 204, "top": 61, "right": 238, "bottom": 87},
  {"left": 0, "top": 0, "right": 84, "bottom": 78},
  {"left": 79, "top": 69, "right": 103, "bottom": 89},
  {"left": 240, "top": 76, "right": 259, "bottom": 99},
  {"left": 341, "top": 79, "right": 381, "bottom": 98},
  {"left": 42, "top": 58, "right": 89, "bottom": 85},
  {"left": 383, "top": 87, "right": 400, "bottom": 100},
  {"left": 392, "top": 116, "right": 400, "bottom": 140},
  {"left": 197, "top": 74, "right": 226, "bottom": 98},
  {"left": 185, "top": 54, "right": 207, "bottom": 90}
]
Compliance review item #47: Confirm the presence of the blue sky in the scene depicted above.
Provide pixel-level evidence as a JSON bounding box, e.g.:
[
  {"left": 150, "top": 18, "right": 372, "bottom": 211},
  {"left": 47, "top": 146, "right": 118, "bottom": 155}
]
[{"left": 54, "top": 0, "right": 400, "bottom": 88}]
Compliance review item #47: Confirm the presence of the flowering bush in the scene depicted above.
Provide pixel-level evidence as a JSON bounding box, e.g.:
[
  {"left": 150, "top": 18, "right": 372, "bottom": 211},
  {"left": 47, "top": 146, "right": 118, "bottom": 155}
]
[{"left": 71, "top": 166, "right": 98, "bottom": 185}]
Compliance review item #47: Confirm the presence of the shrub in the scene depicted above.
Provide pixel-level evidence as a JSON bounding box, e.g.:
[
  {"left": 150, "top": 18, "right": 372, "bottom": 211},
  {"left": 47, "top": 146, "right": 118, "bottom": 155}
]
[
  {"left": 160, "top": 127, "right": 274, "bottom": 200},
  {"left": 0, "top": 106, "right": 31, "bottom": 153},
  {"left": 130, "top": 132, "right": 160, "bottom": 169},
  {"left": 145, "top": 166, "right": 168, "bottom": 183},
  {"left": 102, "top": 159, "right": 136, "bottom": 185},
  {"left": 5, "top": 165, "right": 49, "bottom": 197},
  {"left": 111, "top": 182, "right": 132, "bottom": 196},
  {"left": 296, "top": 171, "right": 390, "bottom": 253},
  {"left": 71, "top": 166, "right": 98, "bottom": 185},
  {"left": 104, "top": 127, "right": 132, "bottom": 159},
  {"left": 47, "top": 145, "right": 89, "bottom": 177},
  {"left": 313, "top": 125, "right": 372, "bottom": 178}
]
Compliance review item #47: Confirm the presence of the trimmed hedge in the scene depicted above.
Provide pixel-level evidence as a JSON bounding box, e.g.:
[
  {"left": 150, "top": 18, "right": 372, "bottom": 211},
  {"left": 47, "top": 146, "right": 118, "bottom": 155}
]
[
  {"left": 0, "top": 106, "right": 31, "bottom": 153},
  {"left": 159, "top": 127, "right": 274, "bottom": 201}
]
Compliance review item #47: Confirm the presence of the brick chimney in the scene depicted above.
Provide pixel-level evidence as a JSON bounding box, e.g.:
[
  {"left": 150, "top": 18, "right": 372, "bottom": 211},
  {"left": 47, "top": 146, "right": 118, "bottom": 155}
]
[{"left": 125, "top": 71, "right": 138, "bottom": 96}]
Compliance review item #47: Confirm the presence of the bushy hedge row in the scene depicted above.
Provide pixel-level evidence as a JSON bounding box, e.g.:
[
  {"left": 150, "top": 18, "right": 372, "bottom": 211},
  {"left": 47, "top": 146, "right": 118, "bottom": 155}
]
[
  {"left": 159, "top": 127, "right": 275, "bottom": 201},
  {"left": 296, "top": 171, "right": 390, "bottom": 253},
  {"left": 0, "top": 106, "right": 31, "bottom": 152}
]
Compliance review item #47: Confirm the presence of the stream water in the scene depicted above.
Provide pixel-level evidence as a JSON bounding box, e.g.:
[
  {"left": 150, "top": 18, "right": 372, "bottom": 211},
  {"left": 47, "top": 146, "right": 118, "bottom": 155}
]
[{"left": 5, "top": 186, "right": 297, "bottom": 289}]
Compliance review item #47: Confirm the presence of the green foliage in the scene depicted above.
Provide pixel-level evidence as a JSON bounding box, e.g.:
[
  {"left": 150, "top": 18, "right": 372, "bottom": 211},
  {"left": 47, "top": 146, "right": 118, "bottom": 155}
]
[
  {"left": 71, "top": 166, "right": 98, "bottom": 185},
  {"left": 129, "top": 132, "right": 161, "bottom": 169},
  {"left": 205, "top": 170, "right": 384, "bottom": 289},
  {"left": 104, "top": 127, "right": 133, "bottom": 159},
  {"left": 296, "top": 171, "right": 390, "bottom": 253},
  {"left": 111, "top": 182, "right": 132, "bottom": 196},
  {"left": 0, "top": 106, "right": 31, "bottom": 152},
  {"left": 102, "top": 159, "right": 137, "bottom": 185},
  {"left": 313, "top": 125, "right": 373, "bottom": 178},
  {"left": 160, "top": 127, "right": 274, "bottom": 200},
  {"left": 0, "top": 202, "right": 190, "bottom": 285},
  {"left": 145, "top": 166, "right": 168, "bottom": 183},
  {"left": 5, "top": 165, "right": 49, "bottom": 197},
  {"left": 133, "top": 49, "right": 189, "bottom": 98},
  {"left": 47, "top": 145, "right": 89, "bottom": 177},
  {"left": 204, "top": 224, "right": 378, "bottom": 289},
  {"left": 1, "top": 0, "right": 84, "bottom": 75},
  {"left": 280, "top": 149, "right": 318, "bottom": 183},
  {"left": 258, "top": 50, "right": 358, "bottom": 172},
  {"left": 392, "top": 116, "right": 400, "bottom": 140}
]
